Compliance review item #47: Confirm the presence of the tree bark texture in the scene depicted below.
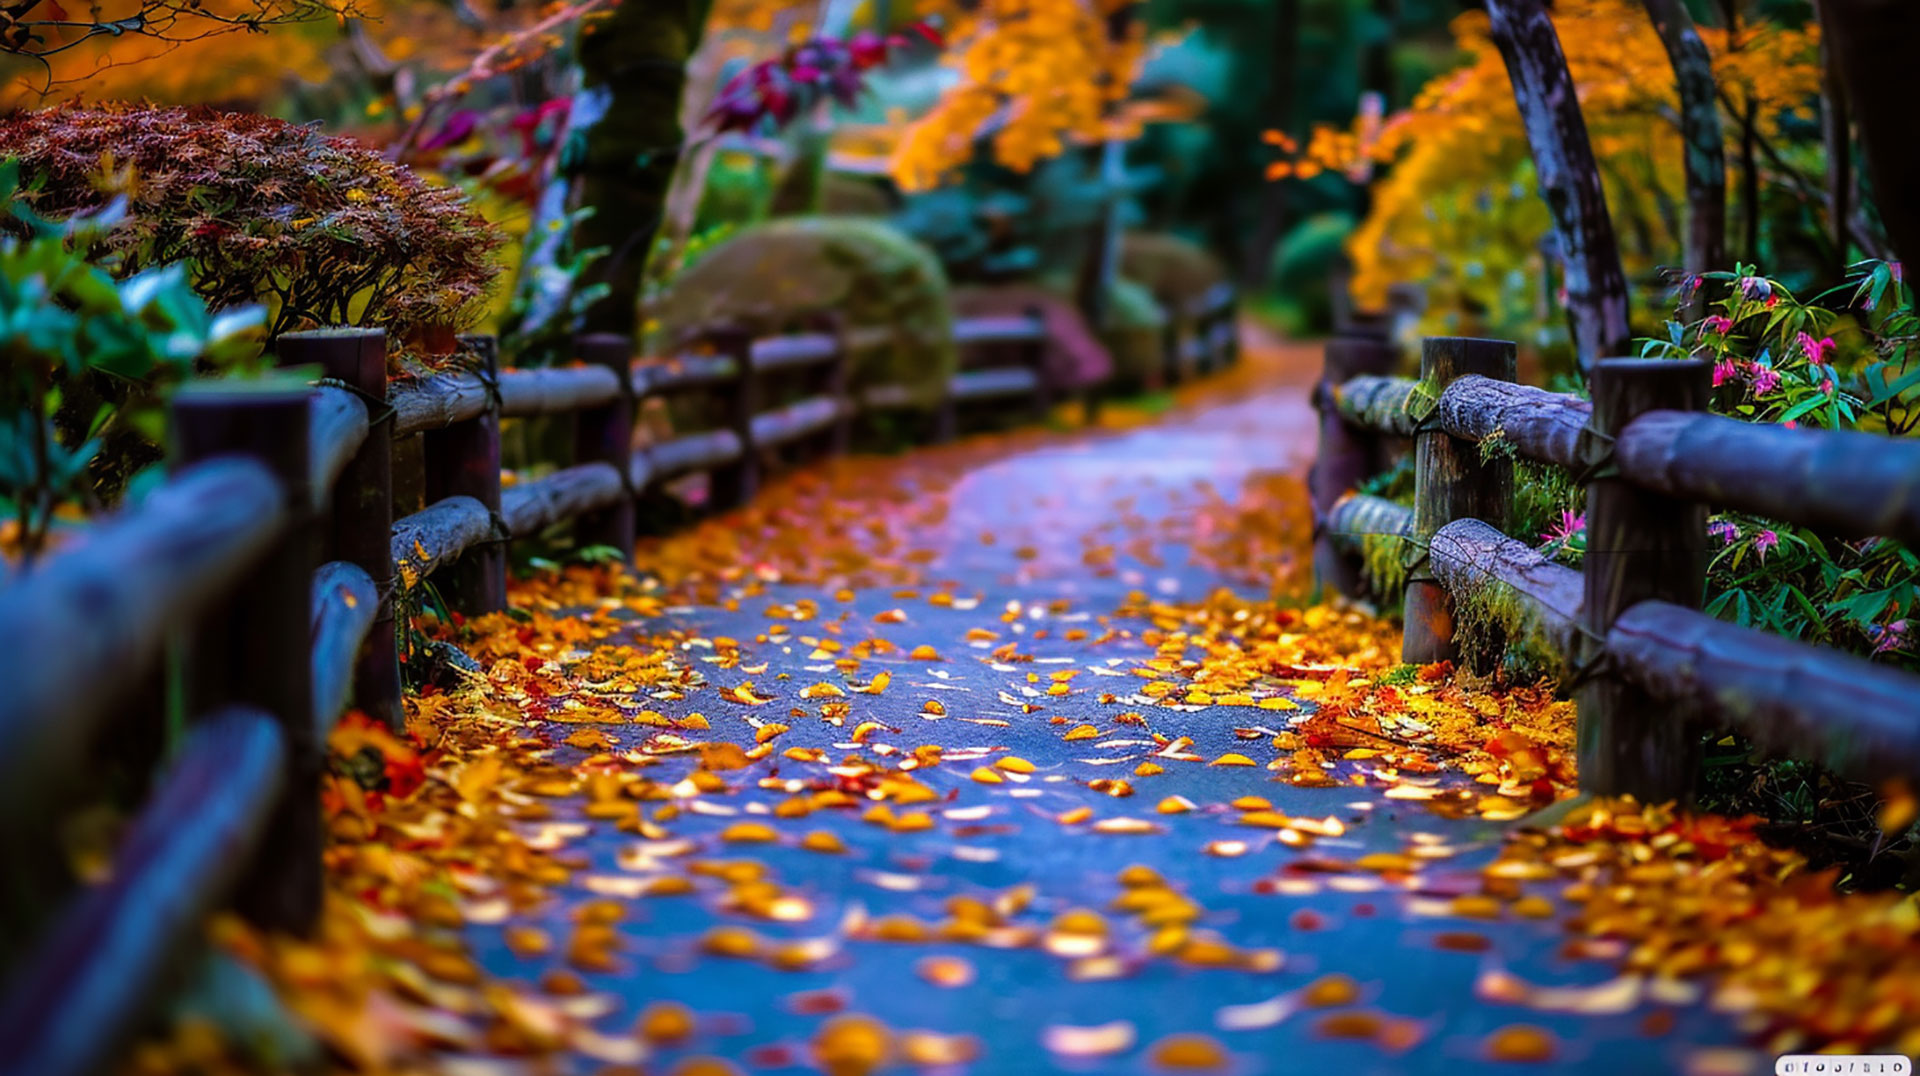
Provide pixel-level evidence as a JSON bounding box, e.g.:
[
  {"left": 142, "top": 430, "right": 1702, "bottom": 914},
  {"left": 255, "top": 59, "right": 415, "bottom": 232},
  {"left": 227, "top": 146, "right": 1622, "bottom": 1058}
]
[
  {"left": 1578, "top": 358, "right": 1710, "bottom": 802},
  {"left": 311, "top": 561, "right": 379, "bottom": 735},
  {"left": 569, "top": 0, "right": 716, "bottom": 338},
  {"left": 500, "top": 463, "right": 628, "bottom": 537},
  {"left": 1312, "top": 338, "right": 1401, "bottom": 597},
  {"left": 1818, "top": 0, "right": 1920, "bottom": 273},
  {"left": 1615, "top": 410, "right": 1920, "bottom": 548},
  {"left": 1641, "top": 0, "right": 1726, "bottom": 312},
  {"left": 1608, "top": 601, "right": 1920, "bottom": 789},
  {"left": 0, "top": 709, "right": 285, "bottom": 1076},
  {"left": 1405, "top": 337, "right": 1516, "bottom": 668},
  {"left": 1484, "top": 0, "right": 1633, "bottom": 376},
  {"left": 1428, "top": 517, "right": 1584, "bottom": 672},
  {"left": 1434, "top": 375, "right": 1591, "bottom": 470}
]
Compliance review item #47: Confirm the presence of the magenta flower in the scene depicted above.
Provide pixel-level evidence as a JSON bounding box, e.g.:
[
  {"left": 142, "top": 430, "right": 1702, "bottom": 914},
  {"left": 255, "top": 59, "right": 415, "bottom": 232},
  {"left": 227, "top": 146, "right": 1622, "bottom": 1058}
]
[
  {"left": 1750, "top": 365, "right": 1781, "bottom": 395},
  {"left": 1820, "top": 377, "right": 1834, "bottom": 395},
  {"left": 1702, "top": 315, "right": 1734, "bottom": 335},
  {"left": 1871, "top": 619, "right": 1910, "bottom": 656},
  {"left": 1708, "top": 519, "right": 1739, "bottom": 545},
  {"left": 1753, "top": 529, "right": 1780, "bottom": 560},
  {"left": 1712, "top": 359, "right": 1742, "bottom": 388},
  {"left": 1796, "top": 332, "right": 1837, "bottom": 364},
  {"left": 1541, "top": 510, "right": 1585, "bottom": 545}
]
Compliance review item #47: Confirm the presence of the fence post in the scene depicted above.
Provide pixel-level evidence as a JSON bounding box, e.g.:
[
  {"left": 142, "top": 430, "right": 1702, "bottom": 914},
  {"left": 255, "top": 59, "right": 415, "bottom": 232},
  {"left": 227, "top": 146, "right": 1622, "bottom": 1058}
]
[
  {"left": 1220, "top": 289, "right": 1240, "bottom": 367},
  {"left": 1159, "top": 303, "right": 1180, "bottom": 388},
  {"left": 818, "top": 315, "right": 855, "bottom": 459},
  {"left": 1579, "top": 357, "right": 1711, "bottom": 801},
  {"left": 709, "top": 326, "right": 760, "bottom": 510},
  {"left": 424, "top": 335, "right": 506, "bottom": 615},
  {"left": 574, "top": 333, "right": 638, "bottom": 561},
  {"left": 1404, "top": 336, "right": 1516, "bottom": 666},
  {"left": 275, "top": 328, "right": 404, "bottom": 731},
  {"left": 170, "top": 382, "right": 320, "bottom": 934},
  {"left": 1309, "top": 336, "right": 1399, "bottom": 599}
]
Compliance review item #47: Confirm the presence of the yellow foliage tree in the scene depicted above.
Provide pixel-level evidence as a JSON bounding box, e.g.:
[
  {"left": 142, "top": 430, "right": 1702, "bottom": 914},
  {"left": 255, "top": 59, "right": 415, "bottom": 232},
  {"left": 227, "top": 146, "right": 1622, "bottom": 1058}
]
[
  {"left": 1272, "top": 0, "right": 1821, "bottom": 347},
  {"left": 890, "top": 0, "right": 1144, "bottom": 192}
]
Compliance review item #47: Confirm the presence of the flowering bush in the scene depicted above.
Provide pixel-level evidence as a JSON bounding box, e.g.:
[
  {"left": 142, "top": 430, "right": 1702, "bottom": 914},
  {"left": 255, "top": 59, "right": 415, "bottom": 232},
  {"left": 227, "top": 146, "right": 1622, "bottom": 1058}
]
[
  {"left": 1648, "top": 261, "right": 1918, "bottom": 437},
  {"left": 0, "top": 105, "right": 503, "bottom": 360},
  {"left": 1636, "top": 262, "right": 1920, "bottom": 673},
  {"left": 707, "top": 23, "right": 943, "bottom": 135}
]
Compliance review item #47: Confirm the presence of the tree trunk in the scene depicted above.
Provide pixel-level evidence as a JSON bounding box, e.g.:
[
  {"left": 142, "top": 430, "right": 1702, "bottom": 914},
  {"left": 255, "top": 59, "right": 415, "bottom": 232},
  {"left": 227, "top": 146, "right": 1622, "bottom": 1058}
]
[
  {"left": 1818, "top": 0, "right": 1920, "bottom": 274},
  {"left": 1641, "top": 0, "right": 1725, "bottom": 315},
  {"left": 1484, "top": 0, "right": 1633, "bottom": 376},
  {"left": 1817, "top": 2, "right": 1851, "bottom": 281},
  {"left": 568, "top": 0, "right": 715, "bottom": 339},
  {"left": 1240, "top": 0, "right": 1301, "bottom": 288},
  {"left": 1075, "top": 4, "right": 1137, "bottom": 333}
]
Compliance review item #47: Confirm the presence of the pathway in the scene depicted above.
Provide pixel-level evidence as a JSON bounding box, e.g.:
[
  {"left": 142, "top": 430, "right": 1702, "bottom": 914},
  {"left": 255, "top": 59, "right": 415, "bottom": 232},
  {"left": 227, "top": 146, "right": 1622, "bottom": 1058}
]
[{"left": 292, "top": 330, "right": 1769, "bottom": 1076}]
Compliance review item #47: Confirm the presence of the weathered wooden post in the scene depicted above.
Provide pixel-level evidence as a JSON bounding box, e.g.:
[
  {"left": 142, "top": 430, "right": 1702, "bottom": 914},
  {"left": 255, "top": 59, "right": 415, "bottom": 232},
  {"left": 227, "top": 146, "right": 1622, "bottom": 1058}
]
[
  {"left": 1309, "top": 335, "right": 1400, "bottom": 598},
  {"left": 1159, "top": 304, "right": 1181, "bottom": 388},
  {"left": 932, "top": 380, "right": 961, "bottom": 444},
  {"left": 1404, "top": 336, "right": 1517, "bottom": 665},
  {"left": 821, "top": 317, "right": 855, "bottom": 459},
  {"left": 275, "top": 328, "right": 403, "bottom": 730},
  {"left": 424, "top": 335, "right": 506, "bottom": 614},
  {"left": 709, "top": 326, "right": 760, "bottom": 510},
  {"left": 1220, "top": 289, "right": 1241, "bottom": 367},
  {"left": 170, "top": 382, "right": 321, "bottom": 933},
  {"left": 1579, "top": 357, "right": 1710, "bottom": 801},
  {"left": 574, "top": 333, "right": 638, "bottom": 560}
]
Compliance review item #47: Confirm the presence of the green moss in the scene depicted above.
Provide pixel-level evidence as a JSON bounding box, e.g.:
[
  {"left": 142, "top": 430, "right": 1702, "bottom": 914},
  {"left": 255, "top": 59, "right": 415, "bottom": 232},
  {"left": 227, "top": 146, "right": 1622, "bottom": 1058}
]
[
  {"left": 1361, "top": 532, "right": 1411, "bottom": 603},
  {"left": 1452, "top": 572, "right": 1565, "bottom": 683},
  {"left": 1119, "top": 232, "right": 1227, "bottom": 307}
]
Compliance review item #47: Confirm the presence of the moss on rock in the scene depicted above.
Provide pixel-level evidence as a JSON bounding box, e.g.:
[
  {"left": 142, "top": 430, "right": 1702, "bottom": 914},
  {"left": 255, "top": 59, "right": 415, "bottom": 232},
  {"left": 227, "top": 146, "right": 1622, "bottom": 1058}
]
[
  {"left": 1120, "top": 232, "right": 1228, "bottom": 308},
  {"left": 653, "top": 216, "right": 956, "bottom": 408}
]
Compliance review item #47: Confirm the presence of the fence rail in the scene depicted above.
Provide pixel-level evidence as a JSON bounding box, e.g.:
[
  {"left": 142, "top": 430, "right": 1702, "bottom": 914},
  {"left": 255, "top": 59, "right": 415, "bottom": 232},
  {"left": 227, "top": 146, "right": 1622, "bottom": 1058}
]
[
  {"left": 0, "top": 290, "right": 1239, "bottom": 1076},
  {"left": 1312, "top": 334, "right": 1920, "bottom": 803}
]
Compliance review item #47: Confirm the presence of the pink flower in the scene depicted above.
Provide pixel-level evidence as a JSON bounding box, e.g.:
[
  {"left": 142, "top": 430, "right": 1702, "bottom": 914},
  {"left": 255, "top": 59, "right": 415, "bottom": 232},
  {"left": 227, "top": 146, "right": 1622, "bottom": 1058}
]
[
  {"left": 1712, "top": 359, "right": 1742, "bottom": 388},
  {"left": 1820, "top": 377, "right": 1834, "bottom": 395},
  {"left": 1871, "top": 619, "right": 1910, "bottom": 656},
  {"left": 1541, "top": 510, "right": 1585, "bottom": 545},
  {"left": 1751, "top": 365, "right": 1781, "bottom": 395},
  {"left": 1702, "top": 315, "right": 1734, "bottom": 335},
  {"left": 1796, "top": 332, "right": 1837, "bottom": 364},
  {"left": 1754, "top": 529, "right": 1780, "bottom": 560}
]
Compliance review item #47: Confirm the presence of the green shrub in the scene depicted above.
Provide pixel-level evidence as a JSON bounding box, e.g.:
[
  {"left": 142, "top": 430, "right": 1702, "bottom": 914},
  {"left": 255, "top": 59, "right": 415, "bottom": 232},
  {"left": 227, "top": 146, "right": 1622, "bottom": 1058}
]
[
  {"left": 0, "top": 105, "right": 502, "bottom": 364},
  {"left": 1268, "top": 211, "right": 1356, "bottom": 333},
  {"left": 0, "top": 166, "right": 265, "bottom": 562}
]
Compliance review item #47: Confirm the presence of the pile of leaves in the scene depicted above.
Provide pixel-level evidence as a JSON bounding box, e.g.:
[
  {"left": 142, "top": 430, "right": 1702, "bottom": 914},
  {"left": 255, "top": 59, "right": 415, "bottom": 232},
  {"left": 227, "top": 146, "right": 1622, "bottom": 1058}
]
[{"left": 0, "top": 105, "right": 503, "bottom": 360}]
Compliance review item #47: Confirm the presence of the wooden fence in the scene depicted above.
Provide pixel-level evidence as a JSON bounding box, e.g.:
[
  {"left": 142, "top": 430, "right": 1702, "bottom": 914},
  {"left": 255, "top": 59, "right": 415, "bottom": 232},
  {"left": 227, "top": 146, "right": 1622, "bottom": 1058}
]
[
  {"left": 0, "top": 290, "right": 1237, "bottom": 1076},
  {"left": 1310, "top": 330, "right": 1920, "bottom": 804}
]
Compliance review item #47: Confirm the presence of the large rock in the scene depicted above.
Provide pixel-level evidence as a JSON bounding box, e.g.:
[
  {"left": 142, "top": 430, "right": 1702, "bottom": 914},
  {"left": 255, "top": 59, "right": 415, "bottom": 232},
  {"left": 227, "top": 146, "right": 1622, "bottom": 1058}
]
[{"left": 653, "top": 217, "right": 956, "bottom": 409}]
